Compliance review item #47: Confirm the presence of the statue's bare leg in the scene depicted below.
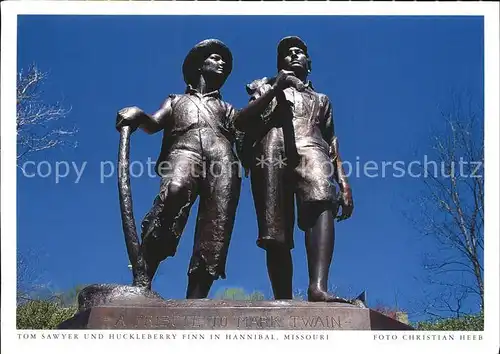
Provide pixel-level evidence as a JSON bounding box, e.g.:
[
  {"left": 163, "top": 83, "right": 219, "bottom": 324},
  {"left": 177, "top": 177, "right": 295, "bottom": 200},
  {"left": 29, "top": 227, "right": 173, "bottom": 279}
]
[{"left": 305, "top": 207, "right": 345, "bottom": 302}]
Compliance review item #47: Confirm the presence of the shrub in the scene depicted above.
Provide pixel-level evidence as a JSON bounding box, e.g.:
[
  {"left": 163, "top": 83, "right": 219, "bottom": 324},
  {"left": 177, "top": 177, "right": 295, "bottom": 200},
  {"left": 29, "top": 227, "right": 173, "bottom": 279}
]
[
  {"left": 17, "top": 299, "right": 77, "bottom": 329},
  {"left": 414, "top": 312, "right": 483, "bottom": 331}
]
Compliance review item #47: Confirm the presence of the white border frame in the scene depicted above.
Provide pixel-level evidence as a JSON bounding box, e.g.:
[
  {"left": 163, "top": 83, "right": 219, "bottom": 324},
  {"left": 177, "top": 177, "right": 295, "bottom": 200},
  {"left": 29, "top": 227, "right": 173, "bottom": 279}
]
[{"left": 2, "top": 2, "right": 499, "bottom": 354}]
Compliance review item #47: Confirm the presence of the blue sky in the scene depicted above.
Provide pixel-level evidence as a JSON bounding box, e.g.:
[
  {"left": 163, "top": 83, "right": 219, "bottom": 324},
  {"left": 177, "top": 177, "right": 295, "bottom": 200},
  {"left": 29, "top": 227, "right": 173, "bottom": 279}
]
[{"left": 16, "top": 15, "right": 484, "bottom": 321}]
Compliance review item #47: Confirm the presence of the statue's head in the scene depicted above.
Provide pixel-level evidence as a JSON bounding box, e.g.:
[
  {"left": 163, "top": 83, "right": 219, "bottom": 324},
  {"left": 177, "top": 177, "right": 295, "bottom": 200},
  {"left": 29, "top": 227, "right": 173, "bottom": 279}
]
[
  {"left": 277, "top": 36, "right": 312, "bottom": 77},
  {"left": 183, "top": 39, "right": 233, "bottom": 90}
]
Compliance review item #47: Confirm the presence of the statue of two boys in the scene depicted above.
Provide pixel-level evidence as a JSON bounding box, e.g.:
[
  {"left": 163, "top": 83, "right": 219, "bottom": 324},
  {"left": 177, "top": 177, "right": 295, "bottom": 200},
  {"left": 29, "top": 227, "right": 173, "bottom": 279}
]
[{"left": 116, "top": 36, "right": 353, "bottom": 302}]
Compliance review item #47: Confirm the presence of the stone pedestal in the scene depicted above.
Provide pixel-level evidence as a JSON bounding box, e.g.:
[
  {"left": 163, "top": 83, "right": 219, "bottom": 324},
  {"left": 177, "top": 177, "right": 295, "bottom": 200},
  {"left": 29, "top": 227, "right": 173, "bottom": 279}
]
[{"left": 58, "top": 299, "right": 413, "bottom": 330}]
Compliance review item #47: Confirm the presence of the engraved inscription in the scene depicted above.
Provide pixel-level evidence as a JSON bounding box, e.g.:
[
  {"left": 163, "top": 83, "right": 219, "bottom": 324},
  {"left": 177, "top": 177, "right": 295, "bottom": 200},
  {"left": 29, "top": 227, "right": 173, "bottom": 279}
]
[
  {"left": 206, "top": 315, "right": 227, "bottom": 328},
  {"left": 183, "top": 315, "right": 202, "bottom": 328},
  {"left": 109, "top": 312, "right": 346, "bottom": 329},
  {"left": 112, "top": 314, "right": 230, "bottom": 329},
  {"left": 237, "top": 316, "right": 283, "bottom": 329},
  {"left": 289, "top": 316, "right": 342, "bottom": 329},
  {"left": 113, "top": 314, "right": 177, "bottom": 329},
  {"left": 155, "top": 315, "right": 173, "bottom": 328},
  {"left": 136, "top": 315, "right": 153, "bottom": 327},
  {"left": 114, "top": 313, "right": 126, "bottom": 328}
]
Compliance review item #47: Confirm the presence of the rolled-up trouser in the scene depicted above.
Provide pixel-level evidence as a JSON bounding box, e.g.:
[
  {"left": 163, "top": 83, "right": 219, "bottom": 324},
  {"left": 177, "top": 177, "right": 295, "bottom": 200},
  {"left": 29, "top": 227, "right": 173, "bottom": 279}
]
[
  {"left": 250, "top": 140, "right": 336, "bottom": 250},
  {"left": 140, "top": 148, "right": 241, "bottom": 279}
]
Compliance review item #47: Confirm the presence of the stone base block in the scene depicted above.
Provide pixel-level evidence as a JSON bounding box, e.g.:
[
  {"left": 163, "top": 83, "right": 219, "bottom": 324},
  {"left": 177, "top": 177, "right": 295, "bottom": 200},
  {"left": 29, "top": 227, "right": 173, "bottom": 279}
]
[{"left": 58, "top": 299, "right": 413, "bottom": 330}]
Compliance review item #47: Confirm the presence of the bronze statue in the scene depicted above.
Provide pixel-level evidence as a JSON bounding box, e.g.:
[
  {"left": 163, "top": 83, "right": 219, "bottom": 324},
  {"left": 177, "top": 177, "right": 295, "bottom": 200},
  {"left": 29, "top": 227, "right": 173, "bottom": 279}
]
[
  {"left": 116, "top": 39, "right": 241, "bottom": 298},
  {"left": 235, "top": 36, "right": 354, "bottom": 302}
]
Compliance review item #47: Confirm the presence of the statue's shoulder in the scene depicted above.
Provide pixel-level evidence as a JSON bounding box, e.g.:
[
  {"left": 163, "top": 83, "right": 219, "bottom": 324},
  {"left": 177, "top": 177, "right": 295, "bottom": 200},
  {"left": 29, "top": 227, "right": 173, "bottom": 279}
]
[
  {"left": 316, "top": 91, "right": 328, "bottom": 100},
  {"left": 164, "top": 93, "right": 184, "bottom": 106},
  {"left": 314, "top": 92, "right": 331, "bottom": 107},
  {"left": 246, "top": 77, "right": 272, "bottom": 95},
  {"left": 168, "top": 93, "right": 182, "bottom": 100}
]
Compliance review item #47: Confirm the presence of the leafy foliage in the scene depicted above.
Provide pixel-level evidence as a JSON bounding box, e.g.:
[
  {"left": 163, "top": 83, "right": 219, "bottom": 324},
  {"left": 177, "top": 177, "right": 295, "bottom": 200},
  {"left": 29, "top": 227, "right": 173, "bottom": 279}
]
[
  {"left": 414, "top": 311, "right": 483, "bottom": 331},
  {"left": 17, "top": 299, "right": 77, "bottom": 329},
  {"left": 214, "top": 287, "right": 266, "bottom": 300},
  {"left": 16, "top": 284, "right": 86, "bottom": 329}
]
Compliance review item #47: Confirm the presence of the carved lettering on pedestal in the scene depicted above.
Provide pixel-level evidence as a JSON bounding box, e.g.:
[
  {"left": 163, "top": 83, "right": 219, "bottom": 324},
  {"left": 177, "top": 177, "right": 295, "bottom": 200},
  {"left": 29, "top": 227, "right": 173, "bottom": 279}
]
[
  {"left": 136, "top": 315, "right": 153, "bottom": 327},
  {"left": 109, "top": 311, "right": 346, "bottom": 329},
  {"left": 183, "top": 315, "right": 202, "bottom": 328},
  {"left": 330, "top": 316, "right": 342, "bottom": 328},
  {"left": 208, "top": 316, "right": 227, "bottom": 329},
  {"left": 271, "top": 316, "right": 283, "bottom": 328},
  {"left": 114, "top": 313, "right": 126, "bottom": 328},
  {"left": 155, "top": 315, "right": 174, "bottom": 328},
  {"left": 236, "top": 316, "right": 283, "bottom": 329},
  {"left": 288, "top": 316, "right": 342, "bottom": 329}
]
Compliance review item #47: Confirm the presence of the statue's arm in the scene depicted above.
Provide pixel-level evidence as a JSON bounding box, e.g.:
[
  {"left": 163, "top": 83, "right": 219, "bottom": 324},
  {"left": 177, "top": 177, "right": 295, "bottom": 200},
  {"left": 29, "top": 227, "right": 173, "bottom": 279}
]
[
  {"left": 322, "top": 96, "right": 353, "bottom": 219},
  {"left": 233, "top": 78, "right": 276, "bottom": 132},
  {"left": 139, "top": 96, "right": 174, "bottom": 135},
  {"left": 234, "top": 71, "right": 301, "bottom": 132},
  {"left": 116, "top": 95, "right": 174, "bottom": 135}
]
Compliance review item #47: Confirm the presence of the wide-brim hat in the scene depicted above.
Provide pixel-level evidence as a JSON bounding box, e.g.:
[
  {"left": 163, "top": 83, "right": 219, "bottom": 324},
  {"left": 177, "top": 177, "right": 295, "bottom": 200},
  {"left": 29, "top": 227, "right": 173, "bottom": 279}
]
[
  {"left": 182, "top": 39, "right": 233, "bottom": 86},
  {"left": 277, "top": 36, "right": 309, "bottom": 71}
]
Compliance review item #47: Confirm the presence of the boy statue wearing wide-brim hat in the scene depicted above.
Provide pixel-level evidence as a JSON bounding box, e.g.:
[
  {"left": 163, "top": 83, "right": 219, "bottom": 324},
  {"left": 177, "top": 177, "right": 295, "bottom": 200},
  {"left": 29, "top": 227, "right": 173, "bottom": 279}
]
[
  {"left": 116, "top": 39, "right": 241, "bottom": 298},
  {"left": 234, "top": 36, "right": 354, "bottom": 302}
]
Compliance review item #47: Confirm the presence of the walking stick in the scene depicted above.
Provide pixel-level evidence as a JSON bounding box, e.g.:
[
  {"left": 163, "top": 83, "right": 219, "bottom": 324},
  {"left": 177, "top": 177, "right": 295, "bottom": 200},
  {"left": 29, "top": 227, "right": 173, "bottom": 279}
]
[{"left": 117, "top": 124, "right": 149, "bottom": 287}]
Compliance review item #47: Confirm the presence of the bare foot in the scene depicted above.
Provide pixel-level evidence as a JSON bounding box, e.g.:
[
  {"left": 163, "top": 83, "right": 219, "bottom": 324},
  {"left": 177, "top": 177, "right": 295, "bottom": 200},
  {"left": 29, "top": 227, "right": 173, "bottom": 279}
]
[{"left": 307, "top": 288, "right": 351, "bottom": 303}]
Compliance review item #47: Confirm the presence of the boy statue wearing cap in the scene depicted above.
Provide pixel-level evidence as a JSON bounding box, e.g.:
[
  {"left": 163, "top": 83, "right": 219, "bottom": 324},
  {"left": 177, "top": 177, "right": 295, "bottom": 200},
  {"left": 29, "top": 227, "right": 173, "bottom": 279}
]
[
  {"left": 234, "top": 36, "right": 354, "bottom": 302},
  {"left": 116, "top": 39, "right": 241, "bottom": 298}
]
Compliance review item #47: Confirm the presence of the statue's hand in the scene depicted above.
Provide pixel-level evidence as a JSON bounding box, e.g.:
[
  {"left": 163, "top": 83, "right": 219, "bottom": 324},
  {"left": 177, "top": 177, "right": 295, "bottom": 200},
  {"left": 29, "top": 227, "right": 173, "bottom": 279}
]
[
  {"left": 272, "top": 70, "right": 306, "bottom": 92},
  {"left": 116, "top": 106, "right": 144, "bottom": 132},
  {"left": 336, "top": 188, "right": 353, "bottom": 222}
]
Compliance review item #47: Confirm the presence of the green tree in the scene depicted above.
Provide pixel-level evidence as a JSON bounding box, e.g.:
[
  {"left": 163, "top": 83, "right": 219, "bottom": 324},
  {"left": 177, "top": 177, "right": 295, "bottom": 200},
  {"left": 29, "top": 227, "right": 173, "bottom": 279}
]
[
  {"left": 247, "top": 290, "right": 266, "bottom": 301},
  {"left": 414, "top": 311, "right": 483, "bottom": 331},
  {"left": 214, "top": 287, "right": 266, "bottom": 300},
  {"left": 16, "top": 285, "right": 85, "bottom": 329},
  {"left": 17, "top": 299, "right": 77, "bottom": 329}
]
